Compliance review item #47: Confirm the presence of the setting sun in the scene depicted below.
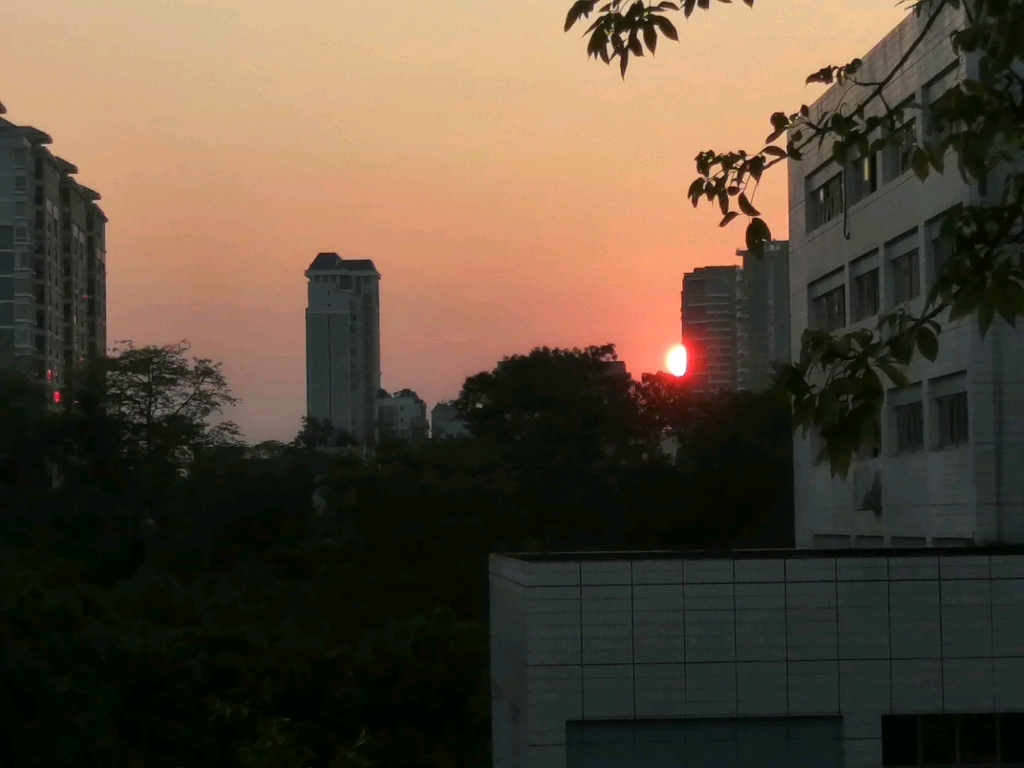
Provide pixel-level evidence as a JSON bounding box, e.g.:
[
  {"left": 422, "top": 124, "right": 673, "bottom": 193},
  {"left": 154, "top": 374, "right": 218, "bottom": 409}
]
[{"left": 666, "top": 344, "right": 688, "bottom": 377}]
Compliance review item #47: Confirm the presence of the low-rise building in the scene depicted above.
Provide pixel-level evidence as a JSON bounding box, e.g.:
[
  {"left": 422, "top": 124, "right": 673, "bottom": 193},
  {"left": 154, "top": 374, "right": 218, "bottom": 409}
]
[
  {"left": 377, "top": 388, "right": 428, "bottom": 443},
  {"left": 431, "top": 400, "right": 469, "bottom": 440},
  {"left": 490, "top": 546, "right": 1024, "bottom": 768}
]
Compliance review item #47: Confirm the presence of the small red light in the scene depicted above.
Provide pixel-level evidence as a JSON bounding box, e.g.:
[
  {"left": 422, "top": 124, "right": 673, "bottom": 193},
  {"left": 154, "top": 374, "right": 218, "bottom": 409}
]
[
  {"left": 46, "top": 369, "right": 53, "bottom": 381},
  {"left": 53, "top": 390, "right": 61, "bottom": 404}
]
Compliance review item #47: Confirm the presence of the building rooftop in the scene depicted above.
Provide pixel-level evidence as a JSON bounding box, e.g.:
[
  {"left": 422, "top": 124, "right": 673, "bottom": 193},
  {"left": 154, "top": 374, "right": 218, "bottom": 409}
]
[
  {"left": 498, "top": 544, "right": 1024, "bottom": 562},
  {"left": 306, "top": 252, "right": 379, "bottom": 274}
]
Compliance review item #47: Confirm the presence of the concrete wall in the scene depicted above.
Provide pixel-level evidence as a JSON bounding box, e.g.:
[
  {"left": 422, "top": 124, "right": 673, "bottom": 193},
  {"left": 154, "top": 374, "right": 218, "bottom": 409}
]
[{"left": 490, "top": 551, "right": 1024, "bottom": 768}]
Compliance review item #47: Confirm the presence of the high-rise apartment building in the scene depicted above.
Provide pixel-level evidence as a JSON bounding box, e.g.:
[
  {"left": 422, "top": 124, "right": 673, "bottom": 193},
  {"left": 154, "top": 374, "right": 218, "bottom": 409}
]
[
  {"left": 0, "top": 114, "right": 107, "bottom": 397},
  {"left": 680, "top": 266, "right": 740, "bottom": 392},
  {"left": 736, "top": 240, "right": 791, "bottom": 392},
  {"left": 788, "top": 3, "right": 1024, "bottom": 547},
  {"left": 304, "top": 253, "right": 381, "bottom": 444}
]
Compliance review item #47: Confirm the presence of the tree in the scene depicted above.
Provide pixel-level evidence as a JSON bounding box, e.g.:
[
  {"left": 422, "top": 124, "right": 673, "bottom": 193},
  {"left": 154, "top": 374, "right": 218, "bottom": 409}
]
[
  {"left": 564, "top": 0, "right": 1024, "bottom": 476},
  {"left": 455, "top": 344, "right": 646, "bottom": 464},
  {"left": 293, "top": 416, "right": 357, "bottom": 450},
  {"left": 100, "top": 340, "right": 240, "bottom": 475}
]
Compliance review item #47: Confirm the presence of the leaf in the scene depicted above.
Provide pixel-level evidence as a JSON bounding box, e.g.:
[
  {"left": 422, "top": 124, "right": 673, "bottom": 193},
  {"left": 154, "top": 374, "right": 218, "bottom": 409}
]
[
  {"left": 744, "top": 217, "right": 771, "bottom": 258},
  {"left": 877, "top": 362, "right": 909, "bottom": 387},
  {"left": 737, "top": 193, "right": 760, "bottom": 216},
  {"left": 652, "top": 15, "right": 679, "bottom": 40},
  {"left": 687, "top": 178, "right": 704, "bottom": 201},
  {"left": 762, "top": 145, "right": 787, "bottom": 159},
  {"left": 719, "top": 211, "right": 740, "bottom": 227},
  {"left": 642, "top": 22, "right": 657, "bottom": 53},
  {"left": 718, "top": 191, "right": 729, "bottom": 216},
  {"left": 564, "top": 0, "right": 598, "bottom": 31},
  {"left": 916, "top": 326, "right": 939, "bottom": 361}
]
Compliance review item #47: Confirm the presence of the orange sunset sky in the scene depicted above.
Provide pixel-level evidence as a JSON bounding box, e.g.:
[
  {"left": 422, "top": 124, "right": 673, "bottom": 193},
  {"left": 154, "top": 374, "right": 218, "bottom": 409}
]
[{"left": 2, "top": 0, "right": 907, "bottom": 442}]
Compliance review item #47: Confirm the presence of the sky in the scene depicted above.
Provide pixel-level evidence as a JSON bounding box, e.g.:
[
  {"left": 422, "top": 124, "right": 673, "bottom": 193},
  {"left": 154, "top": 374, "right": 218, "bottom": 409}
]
[{"left": 1, "top": 0, "right": 907, "bottom": 443}]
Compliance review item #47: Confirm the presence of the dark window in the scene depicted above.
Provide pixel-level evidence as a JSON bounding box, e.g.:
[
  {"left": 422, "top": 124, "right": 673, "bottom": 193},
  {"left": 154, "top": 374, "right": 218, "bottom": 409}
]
[
  {"left": 807, "top": 172, "right": 845, "bottom": 230},
  {"left": 1004, "top": 714, "right": 1024, "bottom": 763},
  {"left": 884, "top": 714, "right": 1022, "bottom": 767},
  {"left": 852, "top": 268, "right": 880, "bottom": 321},
  {"left": 884, "top": 716, "right": 920, "bottom": 767},
  {"left": 892, "top": 248, "right": 921, "bottom": 304},
  {"left": 932, "top": 235, "right": 955, "bottom": 276},
  {"left": 960, "top": 715, "right": 997, "bottom": 764},
  {"left": 811, "top": 285, "right": 846, "bottom": 332},
  {"left": 0, "top": 253, "right": 12, "bottom": 275},
  {"left": 0, "top": 277, "right": 11, "bottom": 301},
  {"left": 895, "top": 401, "right": 924, "bottom": 453},
  {"left": 0, "top": 226, "right": 12, "bottom": 250},
  {"left": 885, "top": 118, "right": 918, "bottom": 181},
  {"left": 923, "top": 715, "right": 957, "bottom": 765},
  {"left": 937, "top": 391, "right": 969, "bottom": 448},
  {"left": 848, "top": 152, "right": 880, "bottom": 204}
]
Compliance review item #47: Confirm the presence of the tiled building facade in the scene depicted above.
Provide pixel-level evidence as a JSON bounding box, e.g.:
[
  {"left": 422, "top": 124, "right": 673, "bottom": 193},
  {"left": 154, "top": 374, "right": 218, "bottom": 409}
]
[{"left": 490, "top": 550, "right": 1024, "bottom": 767}]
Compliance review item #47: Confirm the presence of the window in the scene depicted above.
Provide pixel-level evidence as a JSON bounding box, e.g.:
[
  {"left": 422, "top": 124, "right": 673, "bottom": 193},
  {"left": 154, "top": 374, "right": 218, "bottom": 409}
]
[
  {"left": 884, "top": 117, "right": 917, "bottom": 182},
  {"left": 895, "top": 400, "right": 924, "bottom": 453},
  {"left": 851, "top": 268, "right": 880, "bottom": 321},
  {"left": 927, "top": 206, "right": 961, "bottom": 284},
  {"left": 925, "top": 62, "right": 960, "bottom": 145},
  {"left": 14, "top": 176, "right": 27, "bottom": 193},
  {"left": 807, "top": 171, "right": 845, "bottom": 231},
  {"left": 892, "top": 248, "right": 921, "bottom": 304},
  {"left": 883, "top": 713, "right": 1024, "bottom": 767},
  {"left": 937, "top": 391, "right": 969, "bottom": 448},
  {"left": 848, "top": 151, "right": 880, "bottom": 205},
  {"left": 811, "top": 285, "right": 846, "bottom": 332}
]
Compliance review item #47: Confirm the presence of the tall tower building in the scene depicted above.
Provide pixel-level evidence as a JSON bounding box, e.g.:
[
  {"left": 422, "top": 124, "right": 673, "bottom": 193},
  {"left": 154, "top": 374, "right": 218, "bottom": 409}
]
[
  {"left": 680, "top": 265, "right": 740, "bottom": 392},
  {"left": 736, "top": 240, "right": 791, "bottom": 392},
  {"left": 0, "top": 114, "right": 107, "bottom": 398},
  {"left": 304, "top": 253, "right": 381, "bottom": 444}
]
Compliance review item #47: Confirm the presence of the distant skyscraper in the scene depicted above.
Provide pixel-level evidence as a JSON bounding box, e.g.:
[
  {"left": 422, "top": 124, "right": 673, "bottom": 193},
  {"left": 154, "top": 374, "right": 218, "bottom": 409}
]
[
  {"left": 0, "top": 116, "right": 107, "bottom": 397},
  {"left": 680, "top": 265, "right": 741, "bottom": 392},
  {"left": 304, "top": 253, "right": 381, "bottom": 444},
  {"left": 736, "top": 240, "right": 791, "bottom": 392}
]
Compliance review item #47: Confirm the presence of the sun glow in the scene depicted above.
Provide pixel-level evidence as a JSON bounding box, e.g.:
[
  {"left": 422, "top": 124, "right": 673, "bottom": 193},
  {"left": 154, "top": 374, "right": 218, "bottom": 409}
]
[{"left": 666, "top": 344, "right": 688, "bottom": 377}]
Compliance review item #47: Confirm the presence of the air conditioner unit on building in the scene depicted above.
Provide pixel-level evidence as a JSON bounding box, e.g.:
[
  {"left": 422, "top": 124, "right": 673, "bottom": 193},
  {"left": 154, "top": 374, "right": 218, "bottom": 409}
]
[{"left": 853, "top": 463, "right": 882, "bottom": 515}]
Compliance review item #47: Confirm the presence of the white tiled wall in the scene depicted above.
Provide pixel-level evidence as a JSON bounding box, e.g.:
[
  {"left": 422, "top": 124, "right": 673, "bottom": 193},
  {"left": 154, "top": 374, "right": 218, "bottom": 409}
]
[{"left": 490, "top": 552, "right": 1024, "bottom": 768}]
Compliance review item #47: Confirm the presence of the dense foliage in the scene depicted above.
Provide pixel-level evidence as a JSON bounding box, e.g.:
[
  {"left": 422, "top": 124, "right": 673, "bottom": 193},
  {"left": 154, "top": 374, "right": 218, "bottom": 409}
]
[
  {"left": 565, "top": 0, "right": 1024, "bottom": 476},
  {"left": 1, "top": 343, "right": 791, "bottom": 765}
]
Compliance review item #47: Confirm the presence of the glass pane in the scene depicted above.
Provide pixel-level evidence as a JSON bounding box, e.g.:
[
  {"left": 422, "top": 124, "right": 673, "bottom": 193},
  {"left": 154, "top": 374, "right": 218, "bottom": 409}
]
[
  {"left": 883, "top": 716, "right": 919, "bottom": 766},
  {"left": 921, "top": 714, "right": 956, "bottom": 765},
  {"left": 1002, "top": 714, "right": 1024, "bottom": 763},
  {"left": 960, "top": 714, "right": 997, "bottom": 764}
]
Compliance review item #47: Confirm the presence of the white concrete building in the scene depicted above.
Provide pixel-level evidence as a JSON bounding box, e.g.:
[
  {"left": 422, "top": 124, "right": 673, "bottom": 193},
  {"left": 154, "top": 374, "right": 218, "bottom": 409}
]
[
  {"left": 490, "top": 548, "right": 1024, "bottom": 768},
  {"left": 787, "top": 4, "right": 1024, "bottom": 549},
  {"left": 0, "top": 114, "right": 107, "bottom": 397},
  {"left": 377, "top": 388, "right": 428, "bottom": 442},
  {"left": 304, "top": 253, "right": 381, "bottom": 445},
  {"left": 431, "top": 400, "right": 469, "bottom": 440}
]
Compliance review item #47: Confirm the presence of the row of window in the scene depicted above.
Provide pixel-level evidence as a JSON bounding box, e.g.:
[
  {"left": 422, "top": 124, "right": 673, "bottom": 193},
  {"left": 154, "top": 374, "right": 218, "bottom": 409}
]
[
  {"left": 895, "top": 388, "right": 969, "bottom": 453},
  {"left": 809, "top": 212, "right": 956, "bottom": 332},
  {"left": 806, "top": 61, "right": 960, "bottom": 233},
  {"left": 883, "top": 713, "right": 1024, "bottom": 766}
]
